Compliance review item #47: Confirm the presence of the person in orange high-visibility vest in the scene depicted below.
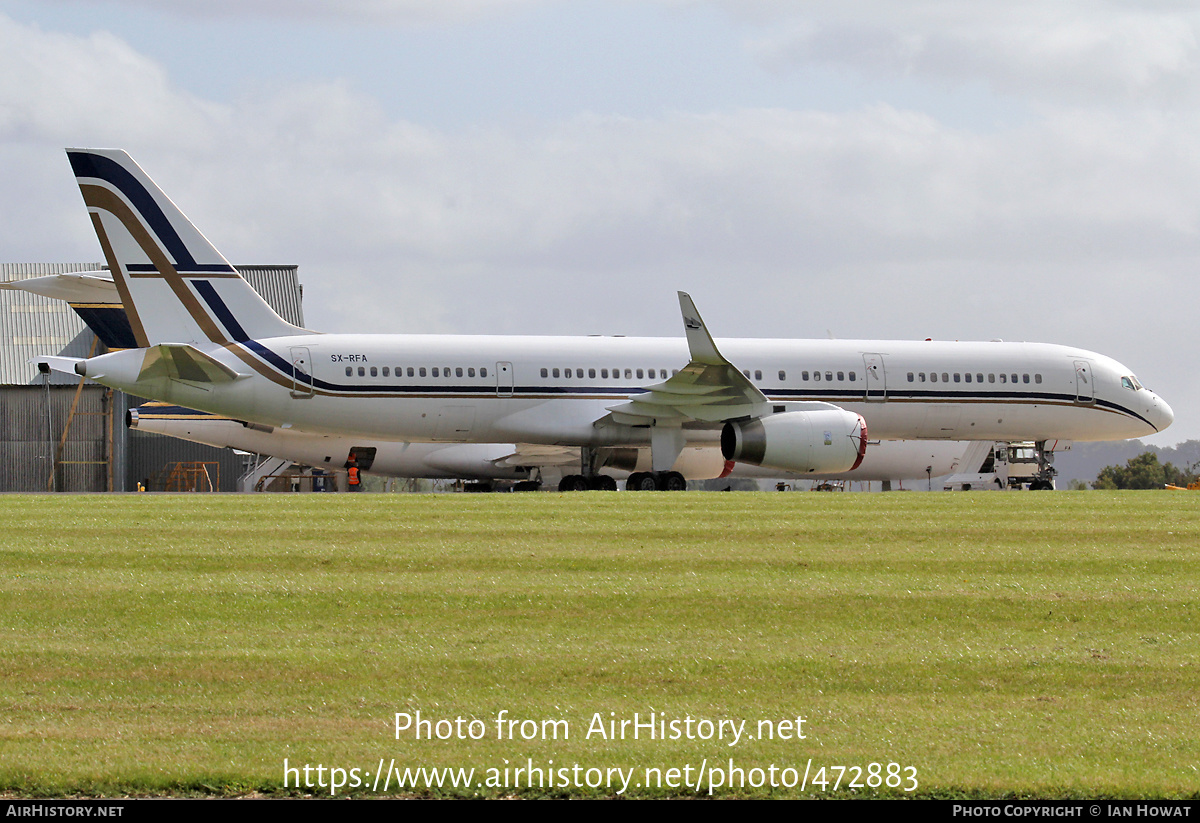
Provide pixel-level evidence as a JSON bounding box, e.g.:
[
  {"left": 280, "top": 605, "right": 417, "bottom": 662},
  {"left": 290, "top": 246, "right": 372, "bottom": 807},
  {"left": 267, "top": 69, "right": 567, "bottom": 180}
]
[{"left": 346, "top": 453, "right": 362, "bottom": 492}]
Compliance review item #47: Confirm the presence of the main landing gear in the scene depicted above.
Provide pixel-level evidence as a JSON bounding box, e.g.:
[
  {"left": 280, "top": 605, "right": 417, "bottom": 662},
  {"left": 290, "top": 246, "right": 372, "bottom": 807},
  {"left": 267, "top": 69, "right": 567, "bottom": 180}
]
[
  {"left": 556, "top": 446, "right": 690, "bottom": 492},
  {"left": 557, "top": 470, "right": 687, "bottom": 491},
  {"left": 625, "top": 471, "right": 687, "bottom": 491},
  {"left": 557, "top": 446, "right": 620, "bottom": 491}
]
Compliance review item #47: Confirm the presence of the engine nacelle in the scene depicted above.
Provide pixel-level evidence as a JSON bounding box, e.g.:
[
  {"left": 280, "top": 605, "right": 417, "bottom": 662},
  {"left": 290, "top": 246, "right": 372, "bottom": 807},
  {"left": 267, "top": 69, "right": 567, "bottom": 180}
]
[{"left": 721, "top": 409, "right": 868, "bottom": 474}]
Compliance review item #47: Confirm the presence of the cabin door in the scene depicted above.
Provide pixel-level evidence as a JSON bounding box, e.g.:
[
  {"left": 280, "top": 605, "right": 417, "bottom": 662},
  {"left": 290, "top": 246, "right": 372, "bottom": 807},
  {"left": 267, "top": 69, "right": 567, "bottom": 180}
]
[
  {"left": 862, "top": 354, "right": 887, "bottom": 402},
  {"left": 289, "top": 346, "right": 314, "bottom": 398},
  {"left": 496, "top": 361, "right": 514, "bottom": 397},
  {"left": 1073, "top": 360, "right": 1094, "bottom": 404}
]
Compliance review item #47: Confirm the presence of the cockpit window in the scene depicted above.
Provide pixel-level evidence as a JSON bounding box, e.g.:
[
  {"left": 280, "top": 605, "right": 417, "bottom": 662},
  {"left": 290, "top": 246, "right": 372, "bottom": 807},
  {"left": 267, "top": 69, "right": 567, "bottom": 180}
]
[{"left": 1122, "top": 375, "right": 1143, "bottom": 391}]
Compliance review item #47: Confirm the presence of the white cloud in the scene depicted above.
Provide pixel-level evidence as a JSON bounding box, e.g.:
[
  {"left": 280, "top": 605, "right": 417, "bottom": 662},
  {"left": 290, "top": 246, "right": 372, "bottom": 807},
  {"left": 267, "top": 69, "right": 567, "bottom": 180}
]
[
  {"left": 33, "top": 0, "right": 545, "bottom": 25},
  {"left": 730, "top": 1, "right": 1200, "bottom": 106},
  {"left": 0, "top": 15, "right": 229, "bottom": 148}
]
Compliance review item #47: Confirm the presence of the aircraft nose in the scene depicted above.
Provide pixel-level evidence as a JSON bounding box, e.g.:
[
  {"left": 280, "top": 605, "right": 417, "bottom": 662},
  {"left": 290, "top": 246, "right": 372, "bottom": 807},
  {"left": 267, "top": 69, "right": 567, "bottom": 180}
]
[{"left": 1148, "top": 393, "right": 1174, "bottom": 433}]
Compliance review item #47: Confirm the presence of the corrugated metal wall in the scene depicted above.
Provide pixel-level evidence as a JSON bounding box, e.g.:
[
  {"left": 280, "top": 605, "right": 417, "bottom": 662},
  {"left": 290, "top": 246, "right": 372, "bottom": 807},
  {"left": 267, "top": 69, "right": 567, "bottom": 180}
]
[
  {"left": 0, "top": 385, "right": 113, "bottom": 492},
  {"left": 239, "top": 266, "right": 305, "bottom": 327}
]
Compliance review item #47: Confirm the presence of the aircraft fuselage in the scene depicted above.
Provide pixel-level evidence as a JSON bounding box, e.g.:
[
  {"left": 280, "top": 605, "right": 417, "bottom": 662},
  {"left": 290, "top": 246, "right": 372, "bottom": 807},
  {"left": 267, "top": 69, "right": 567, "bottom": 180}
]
[{"left": 81, "top": 333, "right": 1171, "bottom": 447}]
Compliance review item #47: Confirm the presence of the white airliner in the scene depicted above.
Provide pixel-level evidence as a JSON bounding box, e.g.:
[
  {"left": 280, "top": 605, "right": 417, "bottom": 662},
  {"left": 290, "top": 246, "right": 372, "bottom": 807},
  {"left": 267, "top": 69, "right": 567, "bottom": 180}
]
[
  {"left": 38, "top": 149, "right": 1173, "bottom": 491},
  {"left": 8, "top": 269, "right": 968, "bottom": 489}
]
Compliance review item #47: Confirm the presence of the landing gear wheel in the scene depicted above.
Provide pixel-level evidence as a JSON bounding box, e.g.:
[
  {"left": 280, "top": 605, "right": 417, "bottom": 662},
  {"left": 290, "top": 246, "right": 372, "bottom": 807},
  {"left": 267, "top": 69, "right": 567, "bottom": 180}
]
[
  {"left": 589, "top": 475, "right": 618, "bottom": 491},
  {"left": 558, "top": 475, "right": 590, "bottom": 492},
  {"left": 661, "top": 471, "right": 687, "bottom": 491},
  {"left": 626, "top": 472, "right": 658, "bottom": 491}
]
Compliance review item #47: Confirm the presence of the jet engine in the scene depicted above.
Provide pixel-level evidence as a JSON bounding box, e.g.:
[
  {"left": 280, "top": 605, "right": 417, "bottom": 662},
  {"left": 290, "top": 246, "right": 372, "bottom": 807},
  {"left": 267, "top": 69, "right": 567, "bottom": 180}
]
[{"left": 721, "top": 409, "right": 868, "bottom": 474}]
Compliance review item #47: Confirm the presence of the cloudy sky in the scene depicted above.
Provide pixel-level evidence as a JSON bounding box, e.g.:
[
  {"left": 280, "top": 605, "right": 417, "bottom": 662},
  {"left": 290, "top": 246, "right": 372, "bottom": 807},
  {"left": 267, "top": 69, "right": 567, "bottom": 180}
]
[{"left": 2, "top": 0, "right": 1197, "bottom": 446}]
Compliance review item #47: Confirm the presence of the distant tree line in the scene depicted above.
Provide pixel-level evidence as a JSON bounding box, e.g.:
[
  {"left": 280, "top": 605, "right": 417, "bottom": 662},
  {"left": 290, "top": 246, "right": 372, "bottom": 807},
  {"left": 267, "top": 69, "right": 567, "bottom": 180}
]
[
  {"left": 1092, "top": 452, "right": 1198, "bottom": 490},
  {"left": 1053, "top": 439, "right": 1200, "bottom": 487}
]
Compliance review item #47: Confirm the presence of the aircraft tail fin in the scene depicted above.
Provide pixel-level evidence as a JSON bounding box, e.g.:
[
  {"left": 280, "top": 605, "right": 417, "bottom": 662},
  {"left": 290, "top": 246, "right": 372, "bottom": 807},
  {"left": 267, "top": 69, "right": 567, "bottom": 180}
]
[{"left": 66, "top": 149, "right": 311, "bottom": 347}]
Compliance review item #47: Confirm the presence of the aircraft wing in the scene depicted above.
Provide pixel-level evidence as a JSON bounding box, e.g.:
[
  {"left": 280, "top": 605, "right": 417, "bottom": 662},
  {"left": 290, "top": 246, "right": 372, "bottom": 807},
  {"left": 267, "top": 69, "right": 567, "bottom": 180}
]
[{"left": 605, "top": 292, "right": 772, "bottom": 426}]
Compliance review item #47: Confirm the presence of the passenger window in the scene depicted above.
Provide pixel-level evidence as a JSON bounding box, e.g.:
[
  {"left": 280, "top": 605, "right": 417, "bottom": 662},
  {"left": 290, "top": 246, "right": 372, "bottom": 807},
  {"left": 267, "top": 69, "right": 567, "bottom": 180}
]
[
  {"left": 964, "top": 373, "right": 971, "bottom": 383},
  {"left": 1011, "top": 373, "right": 1018, "bottom": 383},
  {"left": 930, "top": 373, "right": 938, "bottom": 383},
  {"left": 953, "top": 373, "right": 961, "bottom": 383},
  {"left": 918, "top": 373, "right": 926, "bottom": 383},
  {"left": 456, "top": 367, "right": 463, "bottom": 377},
  {"left": 754, "top": 370, "right": 762, "bottom": 381},
  {"left": 468, "top": 368, "right": 476, "bottom": 377},
  {"left": 589, "top": 368, "right": 596, "bottom": 378},
  {"left": 825, "top": 372, "right": 832, "bottom": 381},
  {"left": 358, "top": 367, "right": 365, "bottom": 377},
  {"left": 943, "top": 373, "right": 949, "bottom": 382},
  {"left": 907, "top": 372, "right": 914, "bottom": 382},
  {"left": 383, "top": 367, "right": 390, "bottom": 377},
  {"left": 345, "top": 366, "right": 352, "bottom": 377},
  {"left": 601, "top": 369, "right": 608, "bottom": 378},
  {"left": 976, "top": 373, "right": 983, "bottom": 383},
  {"left": 999, "top": 373, "right": 1006, "bottom": 383},
  {"left": 1023, "top": 374, "right": 1030, "bottom": 383},
  {"left": 552, "top": 368, "right": 560, "bottom": 378},
  {"left": 574, "top": 368, "right": 581, "bottom": 378},
  {"left": 1034, "top": 374, "right": 1042, "bottom": 384},
  {"left": 849, "top": 372, "right": 856, "bottom": 382},
  {"left": 779, "top": 370, "right": 786, "bottom": 381},
  {"left": 988, "top": 374, "right": 995, "bottom": 383},
  {"left": 407, "top": 367, "right": 415, "bottom": 377},
  {"left": 419, "top": 367, "right": 426, "bottom": 377},
  {"left": 370, "top": 366, "right": 378, "bottom": 377},
  {"left": 432, "top": 367, "right": 439, "bottom": 377},
  {"left": 837, "top": 371, "right": 844, "bottom": 381},
  {"left": 637, "top": 369, "right": 644, "bottom": 379},
  {"left": 625, "top": 369, "right": 632, "bottom": 379},
  {"left": 814, "top": 372, "right": 821, "bottom": 382},
  {"left": 802, "top": 371, "right": 809, "bottom": 381},
  {"left": 480, "top": 368, "right": 487, "bottom": 377}
]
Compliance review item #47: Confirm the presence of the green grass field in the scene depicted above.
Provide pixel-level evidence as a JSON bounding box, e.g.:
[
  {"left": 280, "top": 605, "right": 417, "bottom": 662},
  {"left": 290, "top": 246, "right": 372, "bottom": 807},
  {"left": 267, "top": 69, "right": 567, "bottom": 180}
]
[{"left": 1, "top": 491, "right": 1197, "bottom": 798}]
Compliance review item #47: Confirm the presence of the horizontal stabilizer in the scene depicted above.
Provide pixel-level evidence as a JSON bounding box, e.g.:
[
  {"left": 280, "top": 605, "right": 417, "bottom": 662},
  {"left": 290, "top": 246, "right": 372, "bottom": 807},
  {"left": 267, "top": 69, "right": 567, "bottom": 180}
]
[
  {"left": 32, "top": 356, "right": 86, "bottom": 377},
  {"left": 0, "top": 272, "right": 118, "bottom": 304},
  {"left": 138, "top": 344, "right": 243, "bottom": 384}
]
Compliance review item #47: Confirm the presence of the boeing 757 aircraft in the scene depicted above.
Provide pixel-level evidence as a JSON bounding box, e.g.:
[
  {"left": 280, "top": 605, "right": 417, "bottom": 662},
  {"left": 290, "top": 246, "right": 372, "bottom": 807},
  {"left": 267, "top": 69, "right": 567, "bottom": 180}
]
[
  {"left": 4, "top": 269, "right": 968, "bottom": 488},
  {"left": 38, "top": 149, "right": 1173, "bottom": 490}
]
